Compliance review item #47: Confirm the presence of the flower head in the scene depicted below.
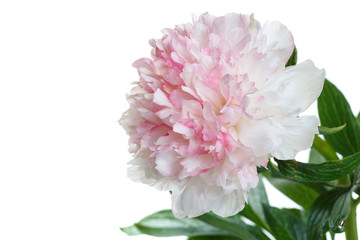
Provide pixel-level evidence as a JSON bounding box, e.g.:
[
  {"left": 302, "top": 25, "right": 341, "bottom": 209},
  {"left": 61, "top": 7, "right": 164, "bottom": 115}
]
[{"left": 120, "top": 13, "right": 325, "bottom": 218}]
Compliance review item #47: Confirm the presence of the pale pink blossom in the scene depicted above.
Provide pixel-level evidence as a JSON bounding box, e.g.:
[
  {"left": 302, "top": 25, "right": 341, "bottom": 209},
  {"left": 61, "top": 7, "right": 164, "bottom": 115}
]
[{"left": 120, "top": 13, "right": 325, "bottom": 218}]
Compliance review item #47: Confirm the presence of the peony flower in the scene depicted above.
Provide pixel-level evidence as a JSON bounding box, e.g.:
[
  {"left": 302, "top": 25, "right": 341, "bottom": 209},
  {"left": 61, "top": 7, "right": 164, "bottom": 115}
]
[{"left": 120, "top": 13, "right": 325, "bottom": 218}]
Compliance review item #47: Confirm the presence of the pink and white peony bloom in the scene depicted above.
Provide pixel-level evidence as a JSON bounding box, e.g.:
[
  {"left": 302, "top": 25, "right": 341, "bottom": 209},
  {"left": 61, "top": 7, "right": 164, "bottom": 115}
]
[{"left": 120, "top": 13, "right": 325, "bottom": 218}]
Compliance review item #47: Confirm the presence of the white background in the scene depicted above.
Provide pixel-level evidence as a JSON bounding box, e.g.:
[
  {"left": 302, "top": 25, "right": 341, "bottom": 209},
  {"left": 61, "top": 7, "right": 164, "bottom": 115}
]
[{"left": 1, "top": 0, "right": 360, "bottom": 239}]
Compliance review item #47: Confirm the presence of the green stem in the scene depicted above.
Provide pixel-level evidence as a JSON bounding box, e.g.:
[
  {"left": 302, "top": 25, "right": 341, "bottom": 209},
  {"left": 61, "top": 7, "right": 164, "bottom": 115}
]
[
  {"left": 197, "top": 214, "right": 258, "bottom": 240},
  {"left": 312, "top": 135, "right": 350, "bottom": 185},
  {"left": 312, "top": 135, "right": 338, "bottom": 160},
  {"left": 346, "top": 198, "right": 359, "bottom": 240},
  {"left": 354, "top": 197, "right": 360, "bottom": 206}
]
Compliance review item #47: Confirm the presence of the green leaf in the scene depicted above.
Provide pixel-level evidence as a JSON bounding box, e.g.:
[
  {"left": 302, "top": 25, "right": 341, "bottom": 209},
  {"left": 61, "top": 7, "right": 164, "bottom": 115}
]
[
  {"left": 120, "top": 225, "right": 142, "bottom": 236},
  {"left": 353, "top": 167, "right": 360, "bottom": 186},
  {"left": 357, "top": 112, "right": 360, "bottom": 126},
  {"left": 328, "top": 190, "right": 351, "bottom": 232},
  {"left": 197, "top": 213, "right": 270, "bottom": 240},
  {"left": 309, "top": 148, "right": 326, "bottom": 164},
  {"left": 312, "top": 135, "right": 339, "bottom": 161},
  {"left": 282, "top": 208, "right": 309, "bottom": 223},
  {"left": 264, "top": 207, "right": 307, "bottom": 240},
  {"left": 275, "top": 152, "right": 360, "bottom": 182},
  {"left": 240, "top": 205, "right": 266, "bottom": 230},
  {"left": 318, "top": 79, "right": 360, "bottom": 156},
  {"left": 263, "top": 171, "right": 320, "bottom": 210},
  {"left": 188, "top": 236, "right": 238, "bottom": 240},
  {"left": 353, "top": 167, "right": 360, "bottom": 195},
  {"left": 228, "top": 215, "right": 272, "bottom": 240},
  {"left": 285, "top": 46, "right": 297, "bottom": 67},
  {"left": 248, "top": 177, "right": 269, "bottom": 223},
  {"left": 318, "top": 124, "right": 346, "bottom": 135},
  {"left": 307, "top": 189, "right": 339, "bottom": 240},
  {"left": 126, "top": 210, "right": 231, "bottom": 237},
  {"left": 249, "top": 176, "right": 269, "bottom": 210},
  {"left": 240, "top": 177, "right": 271, "bottom": 231},
  {"left": 307, "top": 188, "right": 349, "bottom": 240}
]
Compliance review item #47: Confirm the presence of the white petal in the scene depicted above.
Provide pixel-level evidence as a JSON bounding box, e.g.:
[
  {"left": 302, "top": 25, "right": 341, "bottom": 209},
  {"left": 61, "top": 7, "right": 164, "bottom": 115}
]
[
  {"left": 180, "top": 154, "right": 213, "bottom": 176},
  {"left": 127, "top": 158, "right": 174, "bottom": 191},
  {"left": 155, "top": 149, "right": 182, "bottom": 177},
  {"left": 156, "top": 108, "right": 178, "bottom": 120},
  {"left": 169, "top": 89, "right": 193, "bottom": 109},
  {"left": 173, "top": 122, "right": 195, "bottom": 139},
  {"left": 255, "top": 21, "right": 294, "bottom": 63},
  {"left": 194, "top": 80, "right": 223, "bottom": 110},
  {"left": 140, "top": 125, "right": 170, "bottom": 151},
  {"left": 171, "top": 178, "right": 208, "bottom": 218},
  {"left": 181, "top": 100, "right": 203, "bottom": 120},
  {"left": 190, "top": 21, "right": 209, "bottom": 48},
  {"left": 237, "top": 165, "right": 259, "bottom": 190},
  {"left": 254, "top": 155, "right": 268, "bottom": 167},
  {"left": 227, "top": 147, "right": 253, "bottom": 170},
  {"left": 239, "top": 49, "right": 283, "bottom": 89},
  {"left": 172, "top": 36, "right": 193, "bottom": 63},
  {"left": 132, "top": 58, "right": 155, "bottom": 75},
  {"left": 238, "top": 118, "right": 286, "bottom": 157},
  {"left": 153, "top": 89, "right": 173, "bottom": 108},
  {"left": 271, "top": 115, "right": 319, "bottom": 160},
  {"left": 212, "top": 13, "right": 252, "bottom": 48},
  {"left": 212, "top": 190, "right": 246, "bottom": 217},
  {"left": 137, "top": 107, "right": 161, "bottom": 124},
  {"left": 260, "top": 60, "right": 325, "bottom": 117},
  {"left": 172, "top": 175, "right": 244, "bottom": 218},
  {"left": 119, "top": 108, "right": 142, "bottom": 133}
]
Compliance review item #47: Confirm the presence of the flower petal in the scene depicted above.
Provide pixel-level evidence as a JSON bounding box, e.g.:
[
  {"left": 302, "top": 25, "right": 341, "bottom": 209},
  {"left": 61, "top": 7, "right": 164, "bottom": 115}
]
[
  {"left": 155, "top": 149, "right": 182, "bottom": 177},
  {"left": 271, "top": 115, "right": 319, "bottom": 159},
  {"left": 260, "top": 60, "right": 325, "bottom": 117},
  {"left": 122, "top": 12, "right": 324, "bottom": 219},
  {"left": 181, "top": 154, "right": 214, "bottom": 176},
  {"left": 255, "top": 21, "right": 294, "bottom": 63},
  {"left": 238, "top": 118, "right": 286, "bottom": 157},
  {"left": 171, "top": 178, "right": 209, "bottom": 218},
  {"left": 212, "top": 190, "right": 246, "bottom": 217}
]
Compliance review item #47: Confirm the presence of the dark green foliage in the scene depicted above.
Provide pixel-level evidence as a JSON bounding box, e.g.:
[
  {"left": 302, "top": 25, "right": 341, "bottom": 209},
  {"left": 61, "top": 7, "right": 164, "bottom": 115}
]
[
  {"left": 285, "top": 46, "right": 297, "bottom": 67},
  {"left": 318, "top": 80, "right": 360, "bottom": 156},
  {"left": 275, "top": 153, "right": 360, "bottom": 183}
]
